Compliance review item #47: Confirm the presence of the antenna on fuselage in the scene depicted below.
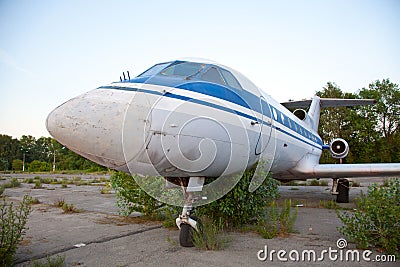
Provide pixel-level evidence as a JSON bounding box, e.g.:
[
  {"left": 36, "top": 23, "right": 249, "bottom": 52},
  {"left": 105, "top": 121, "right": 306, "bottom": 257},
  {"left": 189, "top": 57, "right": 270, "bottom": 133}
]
[
  {"left": 120, "top": 76, "right": 122, "bottom": 82},
  {"left": 127, "top": 70, "right": 130, "bottom": 80},
  {"left": 123, "top": 72, "right": 126, "bottom": 81}
]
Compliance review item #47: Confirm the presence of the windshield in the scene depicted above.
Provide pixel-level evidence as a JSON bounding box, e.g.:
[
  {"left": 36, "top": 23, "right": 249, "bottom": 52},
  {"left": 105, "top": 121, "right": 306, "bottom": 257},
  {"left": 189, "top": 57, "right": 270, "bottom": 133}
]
[
  {"left": 138, "top": 62, "right": 171, "bottom": 77},
  {"left": 160, "top": 62, "right": 204, "bottom": 78}
]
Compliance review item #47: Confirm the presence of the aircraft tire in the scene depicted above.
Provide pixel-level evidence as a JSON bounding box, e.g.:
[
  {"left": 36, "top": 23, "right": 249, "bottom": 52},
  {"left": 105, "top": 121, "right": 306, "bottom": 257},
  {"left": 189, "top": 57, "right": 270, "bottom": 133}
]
[
  {"left": 336, "top": 178, "right": 349, "bottom": 203},
  {"left": 179, "top": 224, "right": 194, "bottom": 247}
]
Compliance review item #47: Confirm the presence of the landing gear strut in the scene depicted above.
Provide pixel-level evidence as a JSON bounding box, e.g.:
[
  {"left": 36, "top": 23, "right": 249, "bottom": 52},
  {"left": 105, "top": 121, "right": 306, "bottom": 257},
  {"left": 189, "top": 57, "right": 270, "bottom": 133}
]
[
  {"left": 331, "top": 178, "right": 350, "bottom": 203},
  {"left": 174, "top": 177, "right": 205, "bottom": 247}
]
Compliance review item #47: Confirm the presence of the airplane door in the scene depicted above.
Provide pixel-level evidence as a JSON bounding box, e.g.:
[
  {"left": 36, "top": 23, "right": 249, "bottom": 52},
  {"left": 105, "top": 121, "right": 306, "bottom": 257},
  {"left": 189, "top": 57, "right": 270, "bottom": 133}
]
[
  {"left": 255, "top": 96, "right": 273, "bottom": 155},
  {"left": 250, "top": 95, "right": 276, "bottom": 192}
]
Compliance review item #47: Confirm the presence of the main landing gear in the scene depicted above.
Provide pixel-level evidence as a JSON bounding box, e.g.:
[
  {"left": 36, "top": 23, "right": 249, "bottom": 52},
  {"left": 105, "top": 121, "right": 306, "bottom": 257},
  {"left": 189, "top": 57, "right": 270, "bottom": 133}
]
[
  {"left": 331, "top": 178, "right": 350, "bottom": 203},
  {"left": 172, "top": 177, "right": 205, "bottom": 247}
]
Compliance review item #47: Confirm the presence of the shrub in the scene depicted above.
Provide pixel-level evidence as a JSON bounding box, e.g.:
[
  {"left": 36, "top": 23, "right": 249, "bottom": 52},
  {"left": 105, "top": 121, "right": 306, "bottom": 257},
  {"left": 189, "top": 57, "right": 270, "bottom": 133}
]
[
  {"left": 0, "top": 195, "right": 32, "bottom": 266},
  {"left": 28, "top": 160, "right": 51, "bottom": 172},
  {"left": 12, "top": 159, "right": 23, "bottom": 171},
  {"left": 337, "top": 178, "right": 400, "bottom": 256},
  {"left": 110, "top": 172, "right": 165, "bottom": 218},
  {"left": 24, "top": 178, "right": 35, "bottom": 184},
  {"left": 309, "top": 179, "right": 320, "bottom": 186},
  {"left": 257, "top": 199, "right": 298, "bottom": 239},
  {"left": 195, "top": 169, "right": 279, "bottom": 227},
  {"left": 110, "top": 169, "right": 279, "bottom": 227},
  {"left": 33, "top": 180, "right": 43, "bottom": 189}
]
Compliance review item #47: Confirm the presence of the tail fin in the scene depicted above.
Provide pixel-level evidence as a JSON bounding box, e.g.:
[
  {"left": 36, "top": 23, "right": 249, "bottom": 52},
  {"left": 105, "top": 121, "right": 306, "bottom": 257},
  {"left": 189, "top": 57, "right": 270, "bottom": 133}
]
[
  {"left": 307, "top": 96, "right": 321, "bottom": 132},
  {"left": 281, "top": 97, "right": 376, "bottom": 132}
]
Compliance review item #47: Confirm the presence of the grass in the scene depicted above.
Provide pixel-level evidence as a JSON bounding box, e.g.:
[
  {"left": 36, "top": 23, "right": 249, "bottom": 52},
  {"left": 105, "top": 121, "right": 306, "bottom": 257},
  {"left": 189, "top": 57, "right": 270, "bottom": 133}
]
[
  {"left": 308, "top": 179, "right": 329, "bottom": 186},
  {"left": 61, "top": 203, "right": 80, "bottom": 213},
  {"left": 192, "top": 216, "right": 230, "bottom": 250},
  {"left": 319, "top": 200, "right": 340, "bottom": 209},
  {"left": 2, "top": 178, "right": 21, "bottom": 188},
  {"left": 31, "top": 198, "right": 41, "bottom": 204},
  {"left": 55, "top": 199, "right": 83, "bottom": 213},
  {"left": 53, "top": 198, "right": 65, "bottom": 208},
  {"left": 100, "top": 187, "right": 111, "bottom": 194},
  {"left": 257, "top": 199, "right": 298, "bottom": 239},
  {"left": 31, "top": 255, "right": 65, "bottom": 267}
]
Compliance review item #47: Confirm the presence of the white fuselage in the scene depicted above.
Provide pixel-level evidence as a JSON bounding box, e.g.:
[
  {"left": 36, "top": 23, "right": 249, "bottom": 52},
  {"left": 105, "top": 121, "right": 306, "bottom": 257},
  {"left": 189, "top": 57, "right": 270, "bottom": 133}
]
[{"left": 47, "top": 80, "right": 322, "bottom": 180}]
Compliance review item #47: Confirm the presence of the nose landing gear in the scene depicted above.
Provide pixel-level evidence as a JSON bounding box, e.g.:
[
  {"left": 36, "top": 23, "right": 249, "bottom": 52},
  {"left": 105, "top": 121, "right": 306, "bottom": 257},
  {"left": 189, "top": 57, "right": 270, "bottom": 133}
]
[{"left": 173, "top": 177, "right": 205, "bottom": 247}]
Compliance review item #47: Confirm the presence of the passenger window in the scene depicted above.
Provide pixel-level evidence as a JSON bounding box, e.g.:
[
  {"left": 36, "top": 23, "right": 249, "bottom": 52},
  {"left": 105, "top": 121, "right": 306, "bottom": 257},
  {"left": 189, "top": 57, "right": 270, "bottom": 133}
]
[
  {"left": 201, "top": 67, "right": 226, "bottom": 86},
  {"left": 220, "top": 69, "right": 242, "bottom": 89}
]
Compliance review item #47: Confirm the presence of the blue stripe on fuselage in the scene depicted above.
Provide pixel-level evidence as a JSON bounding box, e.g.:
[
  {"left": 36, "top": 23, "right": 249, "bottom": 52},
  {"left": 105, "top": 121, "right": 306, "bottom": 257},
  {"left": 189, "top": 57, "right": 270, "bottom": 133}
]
[{"left": 99, "top": 85, "right": 323, "bottom": 150}]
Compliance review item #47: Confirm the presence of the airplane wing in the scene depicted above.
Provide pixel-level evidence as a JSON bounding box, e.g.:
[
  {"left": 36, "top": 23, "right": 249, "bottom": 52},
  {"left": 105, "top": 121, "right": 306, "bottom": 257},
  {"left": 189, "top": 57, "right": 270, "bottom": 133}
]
[
  {"left": 281, "top": 98, "right": 376, "bottom": 109},
  {"left": 276, "top": 163, "right": 400, "bottom": 180}
]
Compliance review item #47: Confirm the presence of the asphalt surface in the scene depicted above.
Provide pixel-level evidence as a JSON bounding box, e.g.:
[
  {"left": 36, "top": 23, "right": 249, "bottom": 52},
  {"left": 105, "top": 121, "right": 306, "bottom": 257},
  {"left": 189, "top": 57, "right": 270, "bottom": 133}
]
[{"left": 0, "top": 174, "right": 397, "bottom": 266}]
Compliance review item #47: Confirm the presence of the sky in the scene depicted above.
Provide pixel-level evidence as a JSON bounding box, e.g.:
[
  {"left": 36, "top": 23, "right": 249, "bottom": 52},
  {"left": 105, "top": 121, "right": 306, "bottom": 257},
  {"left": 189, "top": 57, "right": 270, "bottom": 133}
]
[{"left": 0, "top": 0, "right": 399, "bottom": 138}]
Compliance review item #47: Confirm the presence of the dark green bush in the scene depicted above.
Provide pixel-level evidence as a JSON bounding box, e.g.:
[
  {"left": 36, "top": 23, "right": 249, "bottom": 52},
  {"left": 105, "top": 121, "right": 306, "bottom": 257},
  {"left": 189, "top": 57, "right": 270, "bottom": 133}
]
[
  {"left": 195, "top": 169, "right": 279, "bottom": 227},
  {"left": 28, "top": 160, "right": 51, "bottom": 172},
  {"left": 337, "top": 178, "right": 400, "bottom": 256}
]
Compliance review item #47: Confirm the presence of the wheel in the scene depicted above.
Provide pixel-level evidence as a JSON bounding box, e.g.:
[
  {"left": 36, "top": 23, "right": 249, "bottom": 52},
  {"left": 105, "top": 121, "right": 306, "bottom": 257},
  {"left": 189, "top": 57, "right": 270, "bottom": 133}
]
[
  {"left": 336, "top": 178, "right": 349, "bottom": 203},
  {"left": 179, "top": 223, "right": 194, "bottom": 247}
]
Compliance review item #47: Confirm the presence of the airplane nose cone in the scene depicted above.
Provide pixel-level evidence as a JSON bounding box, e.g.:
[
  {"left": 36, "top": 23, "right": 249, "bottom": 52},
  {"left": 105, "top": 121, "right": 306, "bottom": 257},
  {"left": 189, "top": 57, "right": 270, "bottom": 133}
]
[{"left": 46, "top": 89, "right": 132, "bottom": 168}]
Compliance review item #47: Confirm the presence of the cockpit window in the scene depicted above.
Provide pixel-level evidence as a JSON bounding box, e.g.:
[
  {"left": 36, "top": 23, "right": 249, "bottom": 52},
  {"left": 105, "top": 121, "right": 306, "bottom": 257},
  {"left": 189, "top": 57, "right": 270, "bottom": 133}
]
[
  {"left": 201, "top": 67, "right": 226, "bottom": 86},
  {"left": 220, "top": 69, "right": 242, "bottom": 90},
  {"left": 160, "top": 62, "right": 204, "bottom": 77},
  {"left": 138, "top": 62, "right": 170, "bottom": 77}
]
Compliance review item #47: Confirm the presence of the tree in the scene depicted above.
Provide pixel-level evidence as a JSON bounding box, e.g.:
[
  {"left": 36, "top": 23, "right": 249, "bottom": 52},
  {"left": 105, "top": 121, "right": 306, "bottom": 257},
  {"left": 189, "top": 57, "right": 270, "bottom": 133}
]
[
  {"left": 357, "top": 79, "right": 400, "bottom": 162},
  {"left": 19, "top": 135, "right": 36, "bottom": 164},
  {"left": 316, "top": 82, "right": 357, "bottom": 163},
  {"left": 0, "top": 135, "right": 20, "bottom": 171},
  {"left": 359, "top": 79, "right": 400, "bottom": 139}
]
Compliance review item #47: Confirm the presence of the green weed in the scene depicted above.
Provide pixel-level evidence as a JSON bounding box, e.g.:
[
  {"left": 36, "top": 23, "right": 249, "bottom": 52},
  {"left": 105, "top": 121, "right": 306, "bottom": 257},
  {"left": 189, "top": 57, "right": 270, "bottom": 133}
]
[
  {"left": 257, "top": 199, "right": 298, "bottom": 239},
  {"left": 192, "top": 216, "right": 229, "bottom": 250}
]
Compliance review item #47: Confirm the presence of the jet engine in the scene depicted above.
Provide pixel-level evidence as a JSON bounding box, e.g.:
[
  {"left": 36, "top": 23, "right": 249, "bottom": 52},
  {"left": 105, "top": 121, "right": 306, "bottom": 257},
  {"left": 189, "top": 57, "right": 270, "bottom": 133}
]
[{"left": 329, "top": 138, "right": 349, "bottom": 159}]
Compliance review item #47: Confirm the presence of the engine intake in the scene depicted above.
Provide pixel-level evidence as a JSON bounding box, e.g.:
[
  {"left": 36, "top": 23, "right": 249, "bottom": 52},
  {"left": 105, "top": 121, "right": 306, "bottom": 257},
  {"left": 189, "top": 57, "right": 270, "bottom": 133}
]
[{"left": 329, "top": 138, "right": 349, "bottom": 159}]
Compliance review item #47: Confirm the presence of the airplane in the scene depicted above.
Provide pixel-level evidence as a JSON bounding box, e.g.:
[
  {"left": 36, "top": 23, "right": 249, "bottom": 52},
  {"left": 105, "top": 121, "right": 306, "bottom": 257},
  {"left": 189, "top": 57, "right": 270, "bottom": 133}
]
[{"left": 46, "top": 58, "right": 400, "bottom": 247}]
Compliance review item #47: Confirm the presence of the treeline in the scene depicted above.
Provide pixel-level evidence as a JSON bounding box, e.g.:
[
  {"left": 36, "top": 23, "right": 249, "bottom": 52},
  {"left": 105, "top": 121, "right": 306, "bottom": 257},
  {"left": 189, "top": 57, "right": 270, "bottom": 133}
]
[
  {"left": 0, "top": 79, "right": 398, "bottom": 172},
  {"left": 317, "top": 79, "right": 399, "bottom": 164},
  {"left": 0, "top": 135, "right": 106, "bottom": 172}
]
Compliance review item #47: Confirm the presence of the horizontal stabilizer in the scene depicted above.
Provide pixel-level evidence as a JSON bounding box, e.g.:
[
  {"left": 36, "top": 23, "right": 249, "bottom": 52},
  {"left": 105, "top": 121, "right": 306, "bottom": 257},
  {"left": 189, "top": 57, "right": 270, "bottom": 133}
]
[
  {"left": 281, "top": 98, "right": 376, "bottom": 109},
  {"left": 283, "top": 163, "right": 400, "bottom": 180}
]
